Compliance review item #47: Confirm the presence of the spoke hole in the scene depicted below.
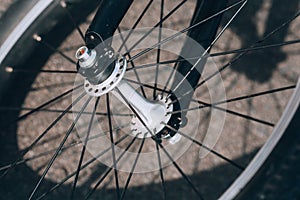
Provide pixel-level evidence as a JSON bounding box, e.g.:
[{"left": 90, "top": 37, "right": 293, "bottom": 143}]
[
  {"left": 102, "top": 87, "right": 106, "bottom": 91},
  {"left": 95, "top": 89, "right": 99, "bottom": 93},
  {"left": 88, "top": 88, "right": 92, "bottom": 92},
  {"left": 85, "top": 83, "right": 89, "bottom": 87}
]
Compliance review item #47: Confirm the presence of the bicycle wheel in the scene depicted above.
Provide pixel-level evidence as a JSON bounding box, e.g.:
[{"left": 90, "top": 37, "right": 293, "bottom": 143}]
[{"left": 0, "top": 0, "right": 299, "bottom": 199}]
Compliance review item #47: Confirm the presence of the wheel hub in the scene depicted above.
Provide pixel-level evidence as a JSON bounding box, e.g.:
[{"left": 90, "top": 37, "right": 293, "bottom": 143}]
[
  {"left": 130, "top": 95, "right": 173, "bottom": 138},
  {"left": 76, "top": 45, "right": 182, "bottom": 142}
]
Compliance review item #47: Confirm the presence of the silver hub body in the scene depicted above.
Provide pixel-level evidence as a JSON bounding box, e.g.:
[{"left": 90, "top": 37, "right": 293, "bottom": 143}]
[{"left": 76, "top": 46, "right": 178, "bottom": 141}]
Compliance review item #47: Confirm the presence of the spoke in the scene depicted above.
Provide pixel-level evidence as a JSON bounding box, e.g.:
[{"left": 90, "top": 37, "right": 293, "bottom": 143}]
[
  {"left": 124, "top": 0, "right": 188, "bottom": 57},
  {"left": 126, "top": 37, "right": 300, "bottom": 71},
  {"left": 123, "top": 78, "right": 172, "bottom": 94},
  {"left": 197, "top": 10, "right": 300, "bottom": 88},
  {"left": 211, "top": 39, "right": 300, "bottom": 57},
  {"left": 31, "top": 81, "right": 78, "bottom": 91},
  {"left": 115, "top": 87, "right": 204, "bottom": 199},
  {"left": 0, "top": 106, "right": 132, "bottom": 117},
  {"left": 209, "top": 85, "right": 296, "bottom": 106},
  {"left": 0, "top": 91, "right": 86, "bottom": 179},
  {"left": 36, "top": 133, "right": 130, "bottom": 200},
  {"left": 158, "top": 142, "right": 204, "bottom": 200},
  {"left": 0, "top": 129, "right": 111, "bottom": 172},
  {"left": 126, "top": 59, "right": 179, "bottom": 71},
  {"left": 15, "top": 84, "right": 82, "bottom": 123},
  {"left": 106, "top": 94, "right": 121, "bottom": 199},
  {"left": 197, "top": 100, "right": 275, "bottom": 127},
  {"left": 84, "top": 135, "right": 139, "bottom": 200},
  {"left": 128, "top": 0, "right": 246, "bottom": 63},
  {"left": 28, "top": 95, "right": 92, "bottom": 200},
  {"left": 117, "top": 28, "right": 147, "bottom": 98},
  {"left": 4, "top": 67, "right": 77, "bottom": 74},
  {"left": 168, "top": 85, "right": 296, "bottom": 114},
  {"left": 161, "top": 61, "right": 179, "bottom": 98},
  {"left": 33, "top": 34, "right": 77, "bottom": 64},
  {"left": 154, "top": 0, "right": 164, "bottom": 99},
  {"left": 125, "top": 38, "right": 300, "bottom": 71},
  {"left": 170, "top": 0, "right": 248, "bottom": 96},
  {"left": 171, "top": 10, "right": 300, "bottom": 105},
  {"left": 163, "top": 123, "right": 245, "bottom": 170},
  {"left": 117, "top": 0, "right": 154, "bottom": 52},
  {"left": 70, "top": 97, "right": 100, "bottom": 200},
  {"left": 60, "top": 1, "right": 85, "bottom": 41},
  {"left": 156, "top": 142, "right": 166, "bottom": 200},
  {"left": 127, "top": 54, "right": 147, "bottom": 98},
  {"left": 120, "top": 136, "right": 145, "bottom": 200},
  {"left": 0, "top": 143, "right": 78, "bottom": 172}
]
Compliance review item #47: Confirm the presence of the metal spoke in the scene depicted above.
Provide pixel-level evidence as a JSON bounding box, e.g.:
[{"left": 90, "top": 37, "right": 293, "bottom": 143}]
[
  {"left": 158, "top": 142, "right": 204, "bottom": 200},
  {"left": 126, "top": 59, "right": 179, "bottom": 72},
  {"left": 15, "top": 84, "right": 82, "bottom": 123},
  {"left": 60, "top": 1, "right": 85, "bottom": 40},
  {"left": 31, "top": 81, "right": 78, "bottom": 91},
  {"left": 114, "top": 87, "right": 204, "bottom": 199},
  {"left": 106, "top": 94, "right": 121, "bottom": 199},
  {"left": 156, "top": 142, "right": 166, "bottom": 200},
  {"left": 84, "top": 135, "right": 139, "bottom": 200},
  {"left": 126, "top": 37, "right": 300, "bottom": 71},
  {"left": 160, "top": 61, "right": 179, "bottom": 98},
  {"left": 169, "top": 10, "right": 300, "bottom": 106},
  {"left": 117, "top": 28, "right": 147, "bottom": 98},
  {"left": 33, "top": 34, "right": 77, "bottom": 64},
  {"left": 0, "top": 91, "right": 86, "bottom": 179},
  {"left": 154, "top": 0, "right": 164, "bottom": 99},
  {"left": 194, "top": 10, "right": 300, "bottom": 90},
  {"left": 168, "top": 85, "right": 296, "bottom": 115},
  {"left": 36, "top": 133, "right": 130, "bottom": 200},
  {"left": 211, "top": 39, "right": 300, "bottom": 57},
  {"left": 70, "top": 97, "right": 100, "bottom": 200},
  {"left": 116, "top": 81, "right": 203, "bottom": 199},
  {"left": 206, "top": 85, "right": 296, "bottom": 106},
  {"left": 128, "top": 0, "right": 246, "bottom": 63},
  {"left": 120, "top": 136, "right": 145, "bottom": 200},
  {"left": 4, "top": 67, "right": 77, "bottom": 74},
  {"left": 0, "top": 130, "right": 111, "bottom": 172},
  {"left": 0, "top": 106, "right": 132, "bottom": 117},
  {"left": 117, "top": 0, "right": 154, "bottom": 52},
  {"left": 123, "top": 0, "right": 188, "bottom": 57},
  {"left": 28, "top": 95, "right": 92, "bottom": 200},
  {"left": 196, "top": 100, "right": 275, "bottom": 127},
  {"left": 123, "top": 78, "right": 172, "bottom": 94},
  {"left": 170, "top": 0, "right": 248, "bottom": 96},
  {"left": 163, "top": 123, "right": 245, "bottom": 170}
]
